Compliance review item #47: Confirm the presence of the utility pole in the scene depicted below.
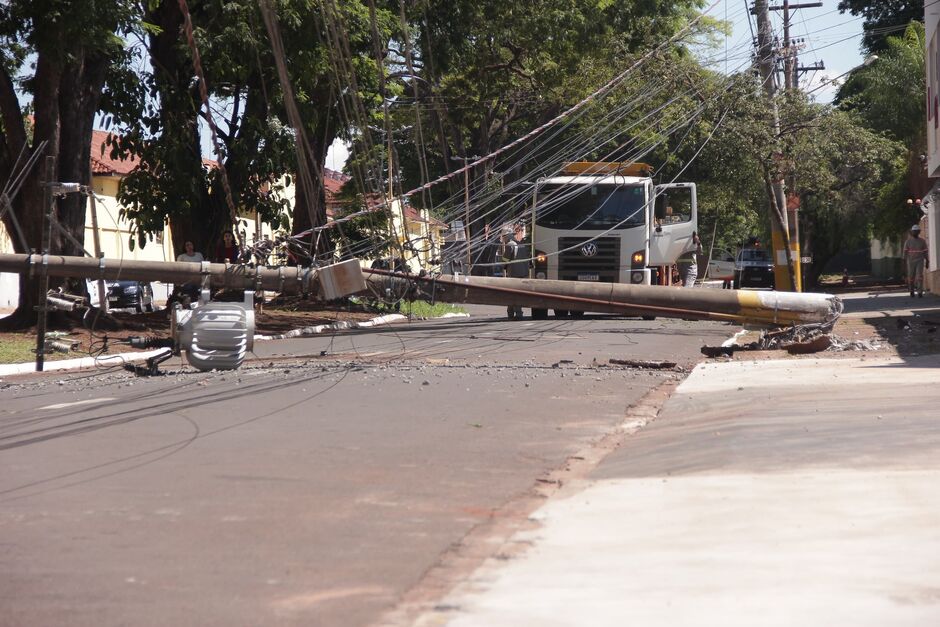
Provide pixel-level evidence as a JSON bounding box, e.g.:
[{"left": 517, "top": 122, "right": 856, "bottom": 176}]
[
  {"left": 769, "top": 0, "right": 821, "bottom": 290},
  {"left": 754, "top": 0, "right": 799, "bottom": 292},
  {"left": 770, "top": 1, "right": 823, "bottom": 90},
  {"left": 464, "top": 155, "right": 471, "bottom": 270},
  {"left": 34, "top": 156, "right": 56, "bottom": 372},
  {"left": 782, "top": 0, "right": 794, "bottom": 89}
]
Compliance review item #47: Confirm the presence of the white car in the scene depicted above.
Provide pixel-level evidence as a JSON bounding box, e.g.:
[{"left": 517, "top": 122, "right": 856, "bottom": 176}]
[{"left": 706, "top": 248, "right": 735, "bottom": 282}]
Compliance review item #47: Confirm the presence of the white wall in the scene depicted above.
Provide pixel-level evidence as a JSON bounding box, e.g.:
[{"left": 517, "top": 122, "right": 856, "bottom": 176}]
[
  {"left": 0, "top": 222, "right": 18, "bottom": 308},
  {"left": 927, "top": 2, "right": 940, "bottom": 178},
  {"left": 925, "top": 2, "right": 940, "bottom": 292}
]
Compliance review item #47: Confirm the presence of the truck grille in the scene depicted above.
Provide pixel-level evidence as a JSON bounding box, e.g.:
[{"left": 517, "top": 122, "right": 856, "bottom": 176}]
[{"left": 558, "top": 237, "right": 621, "bottom": 282}]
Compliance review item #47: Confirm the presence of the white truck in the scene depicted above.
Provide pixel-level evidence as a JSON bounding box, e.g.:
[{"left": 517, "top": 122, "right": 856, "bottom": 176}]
[{"left": 528, "top": 161, "right": 697, "bottom": 317}]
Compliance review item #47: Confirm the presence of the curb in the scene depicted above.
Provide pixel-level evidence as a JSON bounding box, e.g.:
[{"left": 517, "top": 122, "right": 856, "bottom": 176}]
[
  {"left": 253, "top": 312, "right": 408, "bottom": 341},
  {"left": 0, "top": 349, "right": 170, "bottom": 378},
  {"left": 0, "top": 312, "right": 472, "bottom": 378}
]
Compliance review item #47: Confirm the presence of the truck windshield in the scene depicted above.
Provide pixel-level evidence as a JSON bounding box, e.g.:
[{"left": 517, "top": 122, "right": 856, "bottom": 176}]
[{"left": 535, "top": 183, "right": 646, "bottom": 230}]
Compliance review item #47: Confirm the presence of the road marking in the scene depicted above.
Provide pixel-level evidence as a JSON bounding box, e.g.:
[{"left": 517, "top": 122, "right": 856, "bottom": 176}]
[{"left": 37, "top": 397, "right": 116, "bottom": 411}]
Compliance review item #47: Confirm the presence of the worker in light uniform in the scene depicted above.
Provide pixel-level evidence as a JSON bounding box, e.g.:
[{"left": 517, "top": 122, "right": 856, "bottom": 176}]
[
  {"left": 903, "top": 224, "right": 928, "bottom": 298},
  {"left": 677, "top": 231, "right": 702, "bottom": 288}
]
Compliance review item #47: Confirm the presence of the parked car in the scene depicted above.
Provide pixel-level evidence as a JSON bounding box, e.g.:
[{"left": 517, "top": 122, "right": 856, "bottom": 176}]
[
  {"left": 106, "top": 280, "right": 155, "bottom": 312},
  {"left": 733, "top": 247, "right": 775, "bottom": 289},
  {"left": 706, "top": 248, "right": 735, "bottom": 282}
]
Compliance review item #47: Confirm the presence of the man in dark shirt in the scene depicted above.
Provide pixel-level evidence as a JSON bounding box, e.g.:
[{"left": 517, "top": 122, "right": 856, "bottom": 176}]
[{"left": 215, "top": 230, "right": 241, "bottom": 263}]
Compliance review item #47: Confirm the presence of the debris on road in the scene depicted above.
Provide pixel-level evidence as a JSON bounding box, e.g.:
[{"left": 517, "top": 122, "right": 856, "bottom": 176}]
[
  {"left": 782, "top": 334, "right": 832, "bottom": 354},
  {"left": 608, "top": 358, "right": 678, "bottom": 369}
]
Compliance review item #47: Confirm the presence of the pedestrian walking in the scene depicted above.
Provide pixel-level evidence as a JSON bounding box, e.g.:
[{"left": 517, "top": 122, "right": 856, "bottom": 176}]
[
  {"left": 677, "top": 231, "right": 702, "bottom": 288},
  {"left": 471, "top": 223, "right": 499, "bottom": 277},
  {"left": 903, "top": 224, "right": 929, "bottom": 298}
]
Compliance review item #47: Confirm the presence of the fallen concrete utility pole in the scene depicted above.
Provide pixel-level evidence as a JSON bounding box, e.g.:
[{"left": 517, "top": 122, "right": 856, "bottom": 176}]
[
  {"left": 0, "top": 254, "right": 365, "bottom": 299},
  {"left": 365, "top": 270, "right": 842, "bottom": 328},
  {"left": 0, "top": 253, "right": 840, "bottom": 329}
]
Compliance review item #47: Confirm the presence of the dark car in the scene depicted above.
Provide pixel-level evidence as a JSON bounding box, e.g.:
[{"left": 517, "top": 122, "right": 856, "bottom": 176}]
[
  {"left": 107, "top": 280, "right": 155, "bottom": 312},
  {"left": 733, "top": 247, "right": 775, "bottom": 289}
]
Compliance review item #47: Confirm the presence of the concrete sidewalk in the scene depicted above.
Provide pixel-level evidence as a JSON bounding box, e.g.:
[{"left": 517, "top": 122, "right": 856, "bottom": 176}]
[{"left": 413, "top": 290, "right": 940, "bottom": 626}]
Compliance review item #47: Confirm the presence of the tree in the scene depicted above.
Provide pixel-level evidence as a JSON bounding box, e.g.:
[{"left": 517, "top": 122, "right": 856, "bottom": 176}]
[
  {"left": 0, "top": 0, "right": 135, "bottom": 329},
  {"left": 105, "top": 0, "right": 391, "bottom": 262},
  {"left": 781, "top": 99, "right": 904, "bottom": 284},
  {"left": 384, "top": 0, "right": 715, "bottom": 229},
  {"left": 837, "top": 22, "right": 927, "bottom": 239},
  {"left": 837, "top": 1, "right": 922, "bottom": 53}
]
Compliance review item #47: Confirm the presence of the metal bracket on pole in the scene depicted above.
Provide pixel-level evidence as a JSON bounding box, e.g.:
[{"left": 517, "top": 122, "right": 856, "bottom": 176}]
[{"left": 199, "top": 260, "right": 211, "bottom": 305}]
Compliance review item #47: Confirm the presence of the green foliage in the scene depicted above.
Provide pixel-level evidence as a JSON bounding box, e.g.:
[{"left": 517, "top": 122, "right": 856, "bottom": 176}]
[
  {"left": 784, "top": 100, "right": 904, "bottom": 275},
  {"left": 837, "top": 22, "right": 925, "bottom": 145},
  {"left": 836, "top": 22, "right": 927, "bottom": 242},
  {"left": 837, "top": 0, "right": 922, "bottom": 53},
  {"left": 387, "top": 0, "right": 711, "bottom": 214},
  {"left": 330, "top": 187, "right": 393, "bottom": 261},
  {"left": 102, "top": 0, "right": 391, "bottom": 258},
  {"left": 366, "top": 299, "right": 466, "bottom": 318},
  {"left": 0, "top": 0, "right": 140, "bottom": 324}
]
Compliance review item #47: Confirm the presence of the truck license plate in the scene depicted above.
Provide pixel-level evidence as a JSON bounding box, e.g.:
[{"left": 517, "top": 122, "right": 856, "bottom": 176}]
[{"left": 577, "top": 273, "right": 600, "bottom": 281}]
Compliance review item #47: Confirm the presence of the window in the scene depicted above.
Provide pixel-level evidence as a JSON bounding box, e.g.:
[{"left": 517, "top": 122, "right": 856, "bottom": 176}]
[{"left": 536, "top": 183, "right": 646, "bottom": 230}]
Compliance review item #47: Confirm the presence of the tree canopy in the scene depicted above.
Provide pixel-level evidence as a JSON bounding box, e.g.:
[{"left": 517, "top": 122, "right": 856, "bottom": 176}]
[
  {"left": 0, "top": 0, "right": 137, "bottom": 327},
  {"left": 837, "top": 22, "right": 927, "bottom": 240},
  {"left": 838, "top": 0, "right": 923, "bottom": 54}
]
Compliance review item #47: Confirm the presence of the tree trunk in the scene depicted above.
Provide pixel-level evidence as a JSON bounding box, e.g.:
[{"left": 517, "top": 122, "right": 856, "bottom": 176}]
[{"left": 290, "top": 125, "right": 335, "bottom": 261}]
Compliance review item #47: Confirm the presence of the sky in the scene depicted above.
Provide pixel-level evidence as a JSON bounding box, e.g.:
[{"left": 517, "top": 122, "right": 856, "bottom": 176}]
[{"left": 707, "top": 0, "right": 866, "bottom": 100}]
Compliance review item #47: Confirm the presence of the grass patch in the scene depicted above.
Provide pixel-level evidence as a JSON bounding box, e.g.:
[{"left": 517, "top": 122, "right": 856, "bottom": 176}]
[
  {"left": 0, "top": 334, "right": 78, "bottom": 365},
  {"left": 364, "top": 299, "right": 466, "bottom": 318},
  {"left": 400, "top": 300, "right": 466, "bottom": 318},
  {"left": 0, "top": 336, "right": 41, "bottom": 364}
]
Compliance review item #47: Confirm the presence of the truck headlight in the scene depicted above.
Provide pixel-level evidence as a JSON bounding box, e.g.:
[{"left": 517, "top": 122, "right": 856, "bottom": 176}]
[
  {"left": 631, "top": 250, "right": 645, "bottom": 269},
  {"left": 631, "top": 271, "right": 645, "bottom": 284},
  {"left": 535, "top": 271, "right": 546, "bottom": 280}
]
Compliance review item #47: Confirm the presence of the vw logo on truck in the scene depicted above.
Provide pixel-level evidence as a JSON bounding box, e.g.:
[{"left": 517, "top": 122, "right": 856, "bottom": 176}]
[{"left": 580, "top": 242, "right": 598, "bottom": 257}]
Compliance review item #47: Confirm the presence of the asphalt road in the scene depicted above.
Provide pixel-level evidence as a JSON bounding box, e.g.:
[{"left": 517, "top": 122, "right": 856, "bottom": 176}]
[{"left": 0, "top": 306, "right": 732, "bottom": 627}]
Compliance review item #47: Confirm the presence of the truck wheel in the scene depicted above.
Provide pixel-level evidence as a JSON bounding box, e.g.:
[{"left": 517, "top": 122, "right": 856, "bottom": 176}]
[
  {"left": 531, "top": 308, "right": 548, "bottom": 320},
  {"left": 641, "top": 315, "right": 656, "bottom": 321},
  {"left": 732, "top": 273, "right": 741, "bottom": 290},
  {"left": 553, "top": 309, "right": 569, "bottom": 318},
  {"left": 570, "top": 310, "right": 585, "bottom": 318}
]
